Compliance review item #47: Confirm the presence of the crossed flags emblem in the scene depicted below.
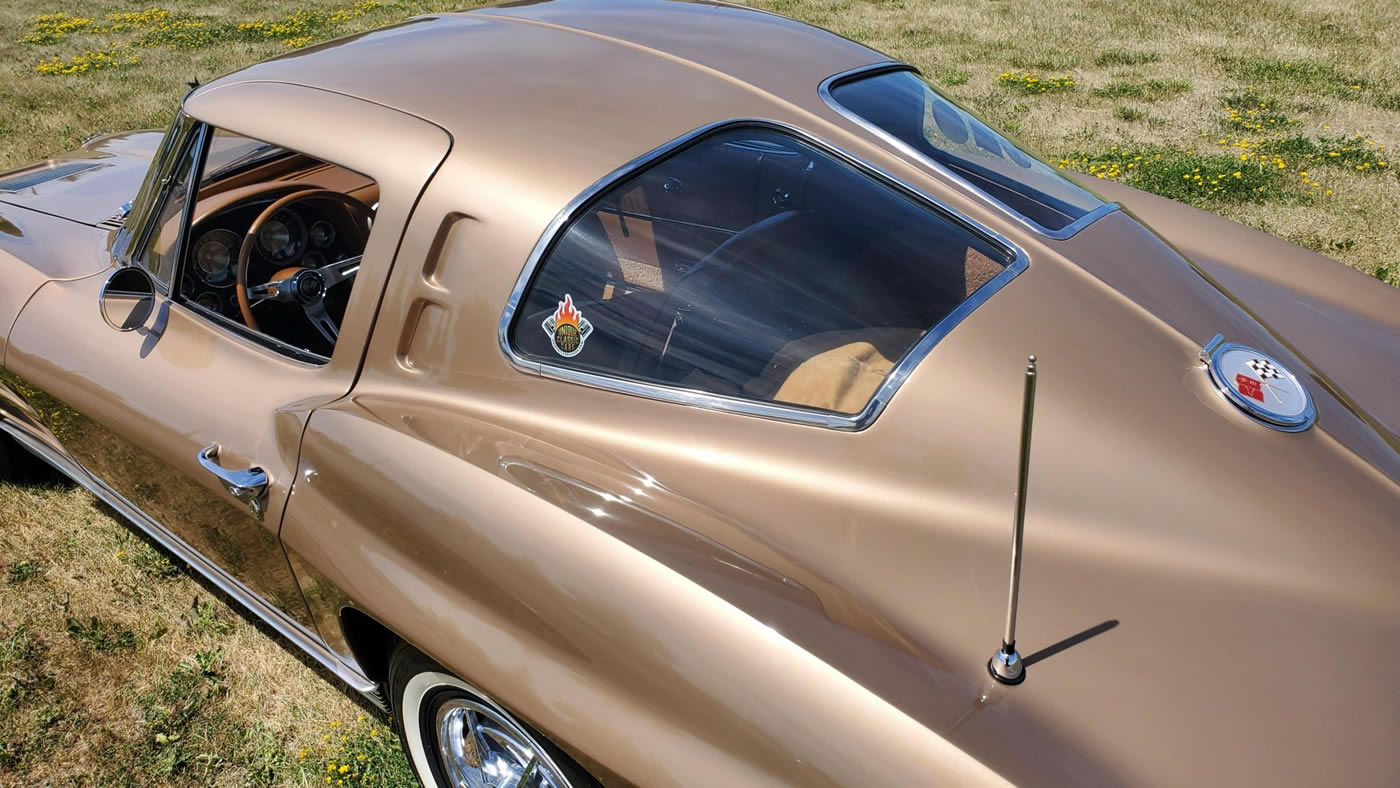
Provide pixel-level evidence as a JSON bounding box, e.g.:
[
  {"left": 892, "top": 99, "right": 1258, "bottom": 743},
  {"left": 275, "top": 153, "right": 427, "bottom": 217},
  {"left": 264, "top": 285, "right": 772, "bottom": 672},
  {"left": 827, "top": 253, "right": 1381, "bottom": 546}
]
[{"left": 1246, "top": 358, "right": 1282, "bottom": 380}]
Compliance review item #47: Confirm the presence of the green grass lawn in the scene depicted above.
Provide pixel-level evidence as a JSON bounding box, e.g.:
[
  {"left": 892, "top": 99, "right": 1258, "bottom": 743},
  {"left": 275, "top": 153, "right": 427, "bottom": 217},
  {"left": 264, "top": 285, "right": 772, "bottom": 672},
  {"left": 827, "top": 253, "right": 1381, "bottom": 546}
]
[{"left": 1, "top": 0, "right": 1397, "bottom": 784}]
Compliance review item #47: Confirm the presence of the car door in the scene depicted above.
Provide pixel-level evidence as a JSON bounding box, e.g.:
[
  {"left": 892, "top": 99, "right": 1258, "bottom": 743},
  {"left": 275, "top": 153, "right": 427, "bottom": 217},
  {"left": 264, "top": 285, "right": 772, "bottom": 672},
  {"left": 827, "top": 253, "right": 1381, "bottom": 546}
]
[{"left": 3, "top": 85, "right": 450, "bottom": 641}]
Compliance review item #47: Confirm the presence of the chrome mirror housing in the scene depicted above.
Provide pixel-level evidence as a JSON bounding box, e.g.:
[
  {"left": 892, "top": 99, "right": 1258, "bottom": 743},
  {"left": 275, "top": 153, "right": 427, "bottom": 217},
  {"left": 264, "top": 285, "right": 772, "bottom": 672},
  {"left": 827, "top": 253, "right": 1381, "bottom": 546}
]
[{"left": 99, "top": 266, "right": 156, "bottom": 331}]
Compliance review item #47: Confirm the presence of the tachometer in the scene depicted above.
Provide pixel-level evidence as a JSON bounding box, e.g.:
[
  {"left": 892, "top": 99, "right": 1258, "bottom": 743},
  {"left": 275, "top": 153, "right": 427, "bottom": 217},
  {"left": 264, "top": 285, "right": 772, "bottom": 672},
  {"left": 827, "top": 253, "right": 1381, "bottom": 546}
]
[
  {"left": 193, "top": 229, "right": 240, "bottom": 286},
  {"left": 309, "top": 220, "right": 336, "bottom": 248},
  {"left": 257, "top": 210, "right": 306, "bottom": 263}
]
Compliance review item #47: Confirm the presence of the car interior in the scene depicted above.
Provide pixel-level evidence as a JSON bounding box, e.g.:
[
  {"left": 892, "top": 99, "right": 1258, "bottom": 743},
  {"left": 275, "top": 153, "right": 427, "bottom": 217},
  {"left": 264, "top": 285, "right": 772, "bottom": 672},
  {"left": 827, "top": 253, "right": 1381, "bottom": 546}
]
[
  {"left": 512, "top": 129, "right": 1012, "bottom": 415},
  {"left": 155, "top": 128, "right": 378, "bottom": 360}
]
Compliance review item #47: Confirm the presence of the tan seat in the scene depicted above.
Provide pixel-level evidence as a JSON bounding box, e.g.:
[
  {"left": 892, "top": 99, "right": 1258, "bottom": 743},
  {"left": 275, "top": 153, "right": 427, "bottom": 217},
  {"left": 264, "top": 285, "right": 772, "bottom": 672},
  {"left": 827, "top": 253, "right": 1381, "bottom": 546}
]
[
  {"left": 745, "top": 328, "right": 926, "bottom": 414},
  {"left": 742, "top": 243, "right": 1001, "bottom": 414}
]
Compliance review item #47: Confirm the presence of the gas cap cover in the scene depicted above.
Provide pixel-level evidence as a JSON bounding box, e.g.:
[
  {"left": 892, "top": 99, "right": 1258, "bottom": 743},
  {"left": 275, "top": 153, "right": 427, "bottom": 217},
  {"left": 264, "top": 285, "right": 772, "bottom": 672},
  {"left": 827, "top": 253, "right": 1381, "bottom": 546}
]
[{"left": 1200, "top": 334, "right": 1315, "bottom": 431}]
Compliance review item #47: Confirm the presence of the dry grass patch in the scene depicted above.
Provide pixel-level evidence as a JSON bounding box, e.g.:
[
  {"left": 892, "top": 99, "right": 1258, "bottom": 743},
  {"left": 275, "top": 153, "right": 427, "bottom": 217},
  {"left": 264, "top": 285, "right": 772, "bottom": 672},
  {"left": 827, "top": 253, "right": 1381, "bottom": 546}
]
[
  {"left": 1095, "top": 78, "right": 1192, "bottom": 101},
  {"left": 0, "top": 476, "right": 411, "bottom": 785}
]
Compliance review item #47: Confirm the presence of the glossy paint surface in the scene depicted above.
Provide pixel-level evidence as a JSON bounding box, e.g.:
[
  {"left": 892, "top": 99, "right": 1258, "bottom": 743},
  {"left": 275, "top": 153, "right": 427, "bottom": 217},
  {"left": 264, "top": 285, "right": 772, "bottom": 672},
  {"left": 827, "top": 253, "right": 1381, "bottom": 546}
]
[
  {"left": 0, "top": 130, "right": 164, "bottom": 225},
  {"left": 0, "top": 1, "right": 1397, "bottom": 786}
]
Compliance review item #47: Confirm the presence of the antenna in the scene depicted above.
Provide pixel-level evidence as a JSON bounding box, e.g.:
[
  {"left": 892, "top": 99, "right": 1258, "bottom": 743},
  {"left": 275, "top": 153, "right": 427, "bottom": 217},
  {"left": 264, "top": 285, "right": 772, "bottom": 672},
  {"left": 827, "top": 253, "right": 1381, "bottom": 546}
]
[{"left": 988, "top": 354, "right": 1037, "bottom": 686}]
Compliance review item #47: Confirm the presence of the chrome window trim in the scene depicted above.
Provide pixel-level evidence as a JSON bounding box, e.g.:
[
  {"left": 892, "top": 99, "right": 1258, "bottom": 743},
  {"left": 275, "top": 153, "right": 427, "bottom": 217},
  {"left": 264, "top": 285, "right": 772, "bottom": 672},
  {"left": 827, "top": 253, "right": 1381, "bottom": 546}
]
[
  {"left": 0, "top": 414, "right": 380, "bottom": 702},
  {"left": 182, "top": 299, "right": 332, "bottom": 367},
  {"left": 817, "top": 62, "right": 1120, "bottom": 241},
  {"left": 118, "top": 119, "right": 211, "bottom": 294},
  {"left": 114, "top": 111, "right": 197, "bottom": 273},
  {"left": 164, "top": 122, "right": 212, "bottom": 295},
  {"left": 497, "top": 118, "right": 1029, "bottom": 432}
]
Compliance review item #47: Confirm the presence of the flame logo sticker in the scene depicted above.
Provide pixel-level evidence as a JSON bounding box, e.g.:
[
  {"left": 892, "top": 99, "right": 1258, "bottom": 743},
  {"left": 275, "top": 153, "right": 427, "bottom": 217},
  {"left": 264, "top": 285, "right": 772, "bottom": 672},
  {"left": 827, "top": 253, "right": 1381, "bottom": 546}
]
[{"left": 541, "top": 293, "right": 594, "bottom": 357}]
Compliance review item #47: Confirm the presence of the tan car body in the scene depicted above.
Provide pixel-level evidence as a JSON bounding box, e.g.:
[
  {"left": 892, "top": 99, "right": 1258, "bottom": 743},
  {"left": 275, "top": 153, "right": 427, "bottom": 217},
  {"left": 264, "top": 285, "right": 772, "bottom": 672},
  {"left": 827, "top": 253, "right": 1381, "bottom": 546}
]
[{"left": 1, "top": 1, "right": 1398, "bottom": 785}]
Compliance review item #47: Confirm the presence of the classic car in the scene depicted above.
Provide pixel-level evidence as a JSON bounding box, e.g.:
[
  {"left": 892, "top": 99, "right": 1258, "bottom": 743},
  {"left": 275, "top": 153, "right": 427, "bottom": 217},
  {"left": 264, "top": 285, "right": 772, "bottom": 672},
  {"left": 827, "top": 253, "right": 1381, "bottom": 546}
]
[{"left": 2, "top": 0, "right": 1398, "bottom": 785}]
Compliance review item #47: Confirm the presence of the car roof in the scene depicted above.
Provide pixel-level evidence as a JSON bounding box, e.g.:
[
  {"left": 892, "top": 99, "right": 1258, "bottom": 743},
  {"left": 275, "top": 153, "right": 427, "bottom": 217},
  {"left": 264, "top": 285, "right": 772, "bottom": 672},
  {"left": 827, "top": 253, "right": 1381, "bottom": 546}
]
[{"left": 190, "top": 0, "right": 886, "bottom": 181}]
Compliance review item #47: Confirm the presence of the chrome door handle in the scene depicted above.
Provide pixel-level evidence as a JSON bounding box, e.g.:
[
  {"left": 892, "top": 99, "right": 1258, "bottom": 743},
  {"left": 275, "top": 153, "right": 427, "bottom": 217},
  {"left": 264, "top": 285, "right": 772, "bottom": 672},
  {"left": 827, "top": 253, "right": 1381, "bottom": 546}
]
[{"left": 198, "top": 443, "right": 269, "bottom": 520}]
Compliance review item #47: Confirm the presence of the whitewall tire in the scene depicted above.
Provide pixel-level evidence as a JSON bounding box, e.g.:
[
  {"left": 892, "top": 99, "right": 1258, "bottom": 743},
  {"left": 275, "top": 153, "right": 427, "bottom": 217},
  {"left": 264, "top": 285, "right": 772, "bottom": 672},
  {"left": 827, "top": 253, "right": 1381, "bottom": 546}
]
[{"left": 389, "top": 644, "right": 588, "bottom": 788}]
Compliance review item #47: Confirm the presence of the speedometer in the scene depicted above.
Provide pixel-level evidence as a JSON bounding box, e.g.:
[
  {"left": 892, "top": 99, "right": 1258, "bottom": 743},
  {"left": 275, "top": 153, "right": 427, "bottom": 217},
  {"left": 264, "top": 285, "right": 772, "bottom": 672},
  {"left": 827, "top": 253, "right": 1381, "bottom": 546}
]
[
  {"left": 193, "top": 229, "right": 240, "bottom": 286},
  {"left": 257, "top": 210, "right": 306, "bottom": 262}
]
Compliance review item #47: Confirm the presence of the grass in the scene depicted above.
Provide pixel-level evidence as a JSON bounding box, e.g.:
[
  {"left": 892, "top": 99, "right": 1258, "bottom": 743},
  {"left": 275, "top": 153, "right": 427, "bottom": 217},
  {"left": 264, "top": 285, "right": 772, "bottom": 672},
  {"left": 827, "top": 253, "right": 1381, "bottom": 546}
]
[
  {"left": 739, "top": 0, "right": 1400, "bottom": 285},
  {"left": 0, "top": 0, "right": 1397, "bottom": 782},
  {"left": 1094, "top": 78, "right": 1192, "bottom": 101},
  {"left": 0, "top": 475, "right": 414, "bottom": 785}
]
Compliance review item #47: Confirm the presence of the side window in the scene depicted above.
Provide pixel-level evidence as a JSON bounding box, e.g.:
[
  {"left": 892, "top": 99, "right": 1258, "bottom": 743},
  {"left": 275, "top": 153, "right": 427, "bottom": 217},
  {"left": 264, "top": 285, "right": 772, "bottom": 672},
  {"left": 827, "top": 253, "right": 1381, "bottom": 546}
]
[
  {"left": 827, "top": 68, "right": 1105, "bottom": 233},
  {"left": 508, "top": 127, "right": 1013, "bottom": 418},
  {"left": 160, "top": 125, "right": 379, "bottom": 363},
  {"left": 134, "top": 129, "right": 203, "bottom": 286}
]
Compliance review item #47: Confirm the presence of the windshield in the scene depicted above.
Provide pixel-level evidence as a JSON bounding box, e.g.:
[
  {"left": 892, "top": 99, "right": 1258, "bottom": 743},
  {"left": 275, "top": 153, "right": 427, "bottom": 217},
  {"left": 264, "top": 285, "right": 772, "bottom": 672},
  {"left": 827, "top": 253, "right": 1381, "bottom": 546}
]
[
  {"left": 202, "top": 129, "right": 287, "bottom": 183},
  {"left": 827, "top": 68, "right": 1105, "bottom": 233}
]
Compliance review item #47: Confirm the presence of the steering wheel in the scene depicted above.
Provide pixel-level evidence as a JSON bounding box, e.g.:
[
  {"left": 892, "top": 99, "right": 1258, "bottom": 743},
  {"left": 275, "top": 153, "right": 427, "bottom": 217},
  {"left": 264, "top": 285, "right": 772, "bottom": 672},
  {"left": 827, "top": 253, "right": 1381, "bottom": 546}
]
[{"left": 236, "top": 188, "right": 373, "bottom": 345}]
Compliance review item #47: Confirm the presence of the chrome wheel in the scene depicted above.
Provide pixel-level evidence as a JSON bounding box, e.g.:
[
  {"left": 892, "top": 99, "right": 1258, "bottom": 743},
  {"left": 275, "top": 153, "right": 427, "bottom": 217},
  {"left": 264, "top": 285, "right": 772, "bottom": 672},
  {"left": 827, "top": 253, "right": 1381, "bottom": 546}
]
[
  {"left": 391, "top": 645, "right": 582, "bottom": 788},
  {"left": 433, "top": 697, "right": 565, "bottom": 788}
]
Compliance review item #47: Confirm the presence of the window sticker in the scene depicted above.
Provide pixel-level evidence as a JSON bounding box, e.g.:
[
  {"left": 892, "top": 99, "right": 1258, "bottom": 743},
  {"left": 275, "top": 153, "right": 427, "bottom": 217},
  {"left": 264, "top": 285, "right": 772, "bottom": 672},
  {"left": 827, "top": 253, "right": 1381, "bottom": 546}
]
[{"left": 542, "top": 294, "right": 593, "bottom": 357}]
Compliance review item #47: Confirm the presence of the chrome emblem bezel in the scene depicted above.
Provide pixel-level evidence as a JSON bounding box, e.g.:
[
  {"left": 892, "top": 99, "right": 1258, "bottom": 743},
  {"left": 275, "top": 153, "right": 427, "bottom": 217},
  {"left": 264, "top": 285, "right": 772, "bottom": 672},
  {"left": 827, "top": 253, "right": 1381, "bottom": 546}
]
[{"left": 1200, "top": 334, "right": 1315, "bottom": 432}]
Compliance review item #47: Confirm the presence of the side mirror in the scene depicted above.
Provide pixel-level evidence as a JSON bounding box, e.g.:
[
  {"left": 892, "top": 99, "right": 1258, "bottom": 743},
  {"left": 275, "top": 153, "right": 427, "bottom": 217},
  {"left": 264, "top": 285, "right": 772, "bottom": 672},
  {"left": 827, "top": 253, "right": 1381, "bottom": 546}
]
[{"left": 100, "top": 266, "right": 156, "bottom": 331}]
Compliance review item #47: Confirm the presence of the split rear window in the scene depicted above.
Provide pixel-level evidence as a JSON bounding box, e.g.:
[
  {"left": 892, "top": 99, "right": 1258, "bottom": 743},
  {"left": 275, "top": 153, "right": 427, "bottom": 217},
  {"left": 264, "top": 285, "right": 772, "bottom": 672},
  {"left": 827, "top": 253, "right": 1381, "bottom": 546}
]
[
  {"left": 826, "top": 68, "right": 1104, "bottom": 233},
  {"left": 507, "top": 126, "right": 1015, "bottom": 423}
]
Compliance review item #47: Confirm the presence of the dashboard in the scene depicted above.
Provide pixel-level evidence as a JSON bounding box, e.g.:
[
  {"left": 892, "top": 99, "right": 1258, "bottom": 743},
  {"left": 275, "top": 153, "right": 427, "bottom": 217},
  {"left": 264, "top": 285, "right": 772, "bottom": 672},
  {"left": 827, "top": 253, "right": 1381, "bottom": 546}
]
[{"left": 180, "top": 198, "right": 366, "bottom": 322}]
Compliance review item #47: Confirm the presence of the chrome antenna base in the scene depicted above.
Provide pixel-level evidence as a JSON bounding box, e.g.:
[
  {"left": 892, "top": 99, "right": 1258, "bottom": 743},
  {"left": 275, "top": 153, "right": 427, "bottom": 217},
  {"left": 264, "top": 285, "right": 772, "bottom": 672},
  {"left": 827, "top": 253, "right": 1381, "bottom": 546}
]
[{"left": 988, "top": 643, "right": 1025, "bottom": 685}]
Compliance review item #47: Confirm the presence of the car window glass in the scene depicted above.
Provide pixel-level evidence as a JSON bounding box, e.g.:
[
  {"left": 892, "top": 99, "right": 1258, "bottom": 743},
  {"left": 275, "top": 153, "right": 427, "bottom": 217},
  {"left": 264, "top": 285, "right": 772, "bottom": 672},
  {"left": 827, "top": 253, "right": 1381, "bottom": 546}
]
[
  {"left": 167, "top": 126, "right": 379, "bottom": 363},
  {"left": 202, "top": 128, "right": 290, "bottom": 184},
  {"left": 509, "top": 127, "right": 1013, "bottom": 418},
  {"left": 135, "top": 131, "right": 202, "bottom": 286},
  {"left": 828, "top": 69, "right": 1103, "bottom": 232}
]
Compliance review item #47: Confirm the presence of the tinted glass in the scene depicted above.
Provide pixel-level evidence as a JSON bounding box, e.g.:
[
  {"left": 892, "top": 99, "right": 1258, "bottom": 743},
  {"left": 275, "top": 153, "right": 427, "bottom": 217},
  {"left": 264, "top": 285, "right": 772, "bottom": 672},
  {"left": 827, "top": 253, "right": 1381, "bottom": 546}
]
[
  {"left": 510, "top": 128, "right": 1013, "bottom": 417},
  {"left": 828, "top": 69, "right": 1103, "bottom": 232}
]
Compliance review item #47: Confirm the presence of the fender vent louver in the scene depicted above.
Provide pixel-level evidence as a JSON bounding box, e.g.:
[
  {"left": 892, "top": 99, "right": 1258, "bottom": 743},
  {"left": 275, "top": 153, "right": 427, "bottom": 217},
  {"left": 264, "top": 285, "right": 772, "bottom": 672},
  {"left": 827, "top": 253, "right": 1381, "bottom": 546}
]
[
  {"left": 95, "top": 213, "right": 125, "bottom": 231},
  {"left": 0, "top": 161, "right": 101, "bottom": 192}
]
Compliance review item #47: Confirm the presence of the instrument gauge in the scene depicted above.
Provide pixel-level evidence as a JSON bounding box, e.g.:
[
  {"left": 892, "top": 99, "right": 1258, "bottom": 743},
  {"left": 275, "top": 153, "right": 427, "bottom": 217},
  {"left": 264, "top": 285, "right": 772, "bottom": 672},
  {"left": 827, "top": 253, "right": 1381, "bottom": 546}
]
[
  {"left": 194, "top": 292, "right": 221, "bottom": 312},
  {"left": 309, "top": 220, "right": 336, "bottom": 248},
  {"left": 257, "top": 210, "right": 306, "bottom": 262},
  {"left": 193, "top": 229, "right": 240, "bottom": 286}
]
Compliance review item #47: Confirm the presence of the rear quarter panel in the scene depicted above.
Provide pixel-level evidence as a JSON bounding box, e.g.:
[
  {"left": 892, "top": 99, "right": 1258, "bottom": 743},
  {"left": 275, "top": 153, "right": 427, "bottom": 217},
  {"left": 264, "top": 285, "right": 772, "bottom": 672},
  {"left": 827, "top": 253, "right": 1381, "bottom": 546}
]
[
  {"left": 280, "top": 399, "right": 1008, "bottom": 787},
  {"left": 1073, "top": 176, "right": 1400, "bottom": 439}
]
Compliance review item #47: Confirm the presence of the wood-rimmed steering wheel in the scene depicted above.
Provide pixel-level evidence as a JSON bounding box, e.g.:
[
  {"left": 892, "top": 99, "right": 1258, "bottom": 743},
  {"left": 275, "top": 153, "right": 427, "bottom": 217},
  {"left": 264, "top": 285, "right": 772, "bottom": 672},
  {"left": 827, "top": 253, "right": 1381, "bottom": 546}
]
[{"left": 235, "top": 188, "right": 373, "bottom": 345}]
